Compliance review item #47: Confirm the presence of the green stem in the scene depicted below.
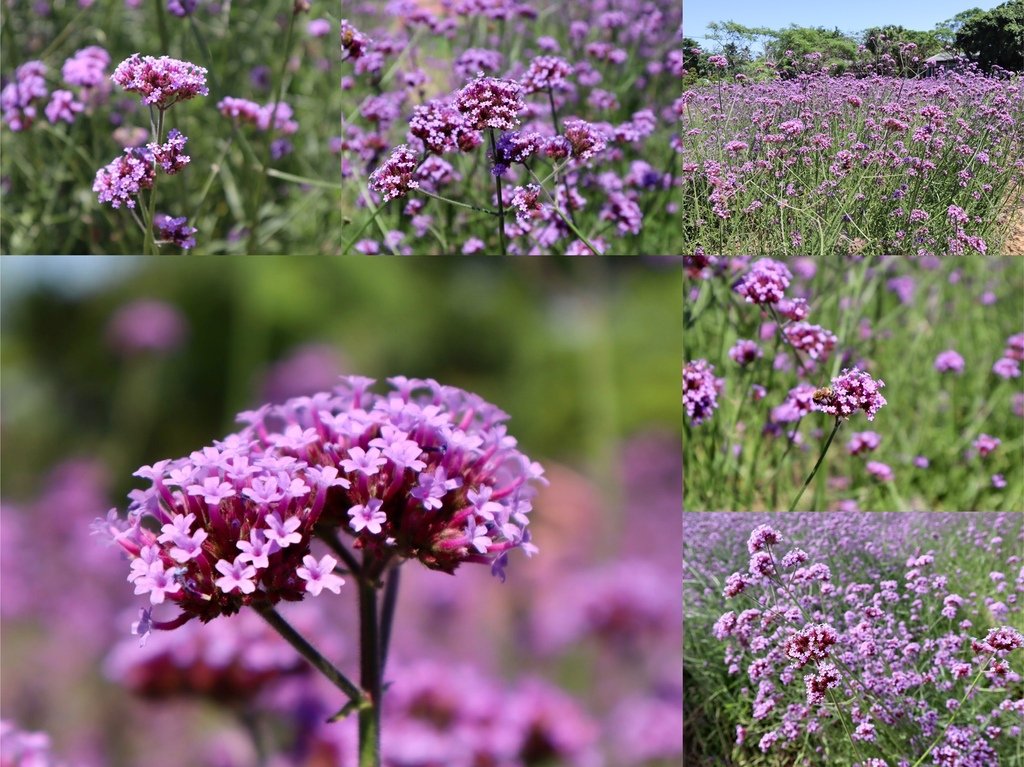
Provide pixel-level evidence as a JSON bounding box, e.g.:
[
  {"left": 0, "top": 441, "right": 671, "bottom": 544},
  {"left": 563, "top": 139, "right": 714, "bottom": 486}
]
[
  {"left": 144, "top": 110, "right": 165, "bottom": 254},
  {"left": 488, "top": 129, "right": 507, "bottom": 255},
  {"left": 153, "top": 0, "right": 170, "bottom": 53},
  {"left": 358, "top": 571, "right": 382, "bottom": 767},
  {"left": 910, "top": 658, "right": 992, "bottom": 767},
  {"left": 788, "top": 418, "right": 841, "bottom": 511},
  {"left": 417, "top": 188, "right": 498, "bottom": 216},
  {"left": 255, "top": 605, "right": 363, "bottom": 703},
  {"left": 379, "top": 566, "right": 401, "bottom": 672}
]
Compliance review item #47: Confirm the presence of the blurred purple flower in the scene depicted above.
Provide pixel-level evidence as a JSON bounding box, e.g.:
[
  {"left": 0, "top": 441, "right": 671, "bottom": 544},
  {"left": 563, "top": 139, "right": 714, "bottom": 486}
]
[
  {"left": 106, "top": 299, "right": 187, "bottom": 354},
  {"left": 683, "top": 359, "right": 719, "bottom": 426},
  {"left": 934, "top": 350, "right": 965, "bottom": 374}
]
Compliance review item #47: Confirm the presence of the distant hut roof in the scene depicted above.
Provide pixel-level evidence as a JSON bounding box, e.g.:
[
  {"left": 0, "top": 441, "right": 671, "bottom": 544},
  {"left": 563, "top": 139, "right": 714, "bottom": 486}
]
[{"left": 925, "top": 52, "right": 958, "bottom": 64}]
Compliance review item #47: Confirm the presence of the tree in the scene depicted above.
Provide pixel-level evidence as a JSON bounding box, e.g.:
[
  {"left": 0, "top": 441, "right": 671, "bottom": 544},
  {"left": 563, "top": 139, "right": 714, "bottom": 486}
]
[
  {"left": 934, "top": 8, "right": 987, "bottom": 48},
  {"left": 861, "top": 25, "right": 944, "bottom": 75},
  {"left": 765, "top": 26, "right": 859, "bottom": 74},
  {"left": 954, "top": 0, "right": 1024, "bottom": 71},
  {"left": 705, "top": 21, "right": 774, "bottom": 68}
]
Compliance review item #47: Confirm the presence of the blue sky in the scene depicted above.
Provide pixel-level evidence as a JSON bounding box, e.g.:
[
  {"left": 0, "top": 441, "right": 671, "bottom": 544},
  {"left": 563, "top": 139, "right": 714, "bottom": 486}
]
[{"left": 683, "top": 0, "right": 1004, "bottom": 49}]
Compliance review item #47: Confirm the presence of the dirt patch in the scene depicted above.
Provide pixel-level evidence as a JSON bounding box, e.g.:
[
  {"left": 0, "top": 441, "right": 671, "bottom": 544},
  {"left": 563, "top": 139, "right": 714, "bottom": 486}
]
[{"left": 999, "top": 196, "right": 1024, "bottom": 255}]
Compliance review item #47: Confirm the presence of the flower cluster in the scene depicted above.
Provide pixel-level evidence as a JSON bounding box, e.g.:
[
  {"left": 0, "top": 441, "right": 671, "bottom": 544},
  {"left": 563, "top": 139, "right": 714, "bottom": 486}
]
[
  {"left": 455, "top": 76, "right": 524, "bottom": 131},
  {"left": 100, "top": 376, "right": 544, "bottom": 635},
  {"left": 408, "top": 99, "right": 474, "bottom": 155},
  {"left": 368, "top": 144, "right": 421, "bottom": 202},
  {"left": 783, "top": 322, "right": 837, "bottom": 361},
  {"left": 521, "top": 55, "right": 574, "bottom": 94},
  {"left": 813, "top": 368, "right": 887, "bottom": 421},
  {"left": 684, "top": 359, "right": 720, "bottom": 426},
  {"left": 92, "top": 148, "right": 156, "bottom": 209},
  {"left": 734, "top": 259, "right": 792, "bottom": 305},
  {"left": 111, "top": 54, "right": 209, "bottom": 110}
]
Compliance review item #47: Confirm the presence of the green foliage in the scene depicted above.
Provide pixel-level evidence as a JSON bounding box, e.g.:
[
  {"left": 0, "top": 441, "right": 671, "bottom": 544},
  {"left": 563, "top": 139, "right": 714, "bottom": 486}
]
[
  {"left": 765, "top": 25, "right": 859, "bottom": 73},
  {"left": 933, "top": 8, "right": 988, "bottom": 47},
  {"left": 955, "top": 0, "right": 1024, "bottom": 71}
]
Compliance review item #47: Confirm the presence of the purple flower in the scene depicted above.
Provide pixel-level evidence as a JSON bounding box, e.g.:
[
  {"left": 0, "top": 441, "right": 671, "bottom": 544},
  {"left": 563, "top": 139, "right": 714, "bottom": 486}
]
[
  {"left": 779, "top": 118, "right": 805, "bottom": 137},
  {"left": 409, "top": 99, "right": 472, "bottom": 155},
  {"left": 454, "top": 48, "right": 503, "bottom": 81},
  {"left": 368, "top": 144, "right": 421, "bottom": 202},
  {"left": 44, "top": 90, "right": 83, "bottom": 124},
  {"left": 510, "top": 183, "right": 543, "bottom": 226},
  {"left": 153, "top": 213, "right": 197, "bottom": 250},
  {"left": 148, "top": 128, "right": 190, "bottom": 174},
  {"left": 973, "top": 434, "right": 1000, "bottom": 457},
  {"left": 348, "top": 498, "right": 387, "bottom": 534},
  {"left": 804, "top": 662, "right": 841, "bottom": 705},
  {"left": 914, "top": 455, "right": 930, "bottom": 468},
  {"left": 783, "top": 623, "right": 838, "bottom": 667},
  {"left": 683, "top": 359, "right": 720, "bottom": 426},
  {"left": 307, "top": 18, "right": 331, "bottom": 37},
  {"left": 735, "top": 259, "right": 792, "bottom": 305},
  {"left": 783, "top": 322, "right": 837, "bottom": 361},
  {"left": 521, "top": 55, "right": 573, "bottom": 94},
  {"left": 747, "top": 524, "right": 782, "bottom": 554},
  {"left": 92, "top": 148, "right": 155, "bottom": 208},
  {"left": 296, "top": 554, "right": 344, "bottom": 595},
  {"left": 106, "top": 299, "right": 186, "bottom": 354},
  {"left": 708, "top": 54, "right": 729, "bottom": 69},
  {"left": 947, "top": 204, "right": 969, "bottom": 225},
  {"left": 340, "top": 19, "right": 371, "bottom": 61},
  {"left": 814, "top": 368, "right": 887, "bottom": 422},
  {"left": 61, "top": 46, "right": 110, "bottom": 88},
  {"left": 455, "top": 76, "right": 524, "bottom": 131},
  {"left": 167, "top": 0, "right": 197, "bottom": 15},
  {"left": 111, "top": 54, "right": 208, "bottom": 109},
  {"left": 563, "top": 119, "right": 607, "bottom": 162},
  {"left": 934, "top": 350, "right": 965, "bottom": 374},
  {"left": 214, "top": 556, "right": 258, "bottom": 594},
  {"left": 729, "top": 339, "right": 762, "bottom": 366},
  {"left": 866, "top": 461, "right": 894, "bottom": 481},
  {"left": 992, "top": 357, "right": 1021, "bottom": 379},
  {"left": 1, "top": 60, "right": 47, "bottom": 132},
  {"left": 991, "top": 474, "right": 1006, "bottom": 489},
  {"left": 847, "top": 431, "right": 881, "bottom": 455},
  {"left": 599, "top": 192, "right": 643, "bottom": 236}
]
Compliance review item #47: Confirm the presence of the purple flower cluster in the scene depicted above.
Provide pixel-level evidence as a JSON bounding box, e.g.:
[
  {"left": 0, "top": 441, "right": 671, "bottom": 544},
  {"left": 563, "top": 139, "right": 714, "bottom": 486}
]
[
  {"left": 92, "top": 147, "right": 156, "bottom": 209},
  {"left": 783, "top": 322, "right": 837, "bottom": 361},
  {"left": 935, "top": 349, "right": 966, "bottom": 374},
  {"left": 1, "top": 61, "right": 47, "bottom": 131},
  {"left": 813, "top": 368, "right": 887, "bottom": 422},
  {"left": 734, "top": 259, "right": 792, "bottom": 305},
  {"left": 368, "top": 144, "right": 421, "bottom": 202},
  {"left": 111, "top": 54, "right": 209, "bottom": 110},
  {"left": 728, "top": 339, "right": 762, "bottom": 366},
  {"left": 100, "top": 376, "right": 543, "bottom": 635},
  {"left": 455, "top": 76, "right": 524, "bottom": 131},
  {"left": 521, "top": 55, "right": 574, "bottom": 94},
  {"left": 408, "top": 99, "right": 474, "bottom": 155},
  {"left": 153, "top": 213, "right": 197, "bottom": 250},
  {"left": 684, "top": 359, "right": 720, "bottom": 426},
  {"left": 846, "top": 431, "right": 881, "bottom": 456}
]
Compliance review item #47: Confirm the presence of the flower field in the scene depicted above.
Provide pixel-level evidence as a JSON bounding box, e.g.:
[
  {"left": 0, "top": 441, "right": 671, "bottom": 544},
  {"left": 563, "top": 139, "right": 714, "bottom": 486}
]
[
  {"left": 0, "top": 0, "right": 681, "bottom": 255},
  {"left": 684, "top": 512, "right": 1024, "bottom": 766},
  {"left": 684, "top": 256, "right": 1024, "bottom": 511},
  {"left": 680, "top": 56, "right": 1024, "bottom": 256}
]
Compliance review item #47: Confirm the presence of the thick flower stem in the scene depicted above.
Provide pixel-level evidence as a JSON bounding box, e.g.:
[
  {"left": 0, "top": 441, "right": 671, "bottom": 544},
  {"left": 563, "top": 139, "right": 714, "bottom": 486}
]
[
  {"left": 379, "top": 566, "right": 401, "bottom": 670},
  {"left": 489, "top": 129, "right": 507, "bottom": 255},
  {"left": 358, "top": 574, "right": 382, "bottom": 767},
  {"left": 255, "top": 604, "right": 362, "bottom": 703},
  {"left": 788, "top": 418, "right": 841, "bottom": 511}
]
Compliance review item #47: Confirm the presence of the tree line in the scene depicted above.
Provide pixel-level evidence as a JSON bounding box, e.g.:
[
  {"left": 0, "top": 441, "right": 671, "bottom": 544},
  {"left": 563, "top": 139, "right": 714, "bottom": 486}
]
[{"left": 684, "top": 0, "right": 1023, "bottom": 78}]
